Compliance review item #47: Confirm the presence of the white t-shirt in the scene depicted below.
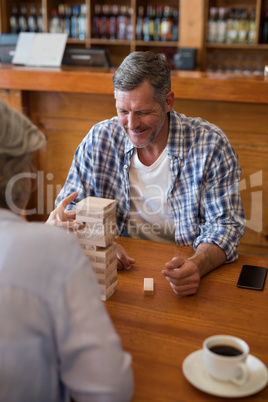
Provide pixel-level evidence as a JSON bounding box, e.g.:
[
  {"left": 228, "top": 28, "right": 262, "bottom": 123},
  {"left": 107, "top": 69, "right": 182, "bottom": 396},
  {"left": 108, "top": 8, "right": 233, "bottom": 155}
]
[{"left": 129, "top": 148, "right": 175, "bottom": 243}]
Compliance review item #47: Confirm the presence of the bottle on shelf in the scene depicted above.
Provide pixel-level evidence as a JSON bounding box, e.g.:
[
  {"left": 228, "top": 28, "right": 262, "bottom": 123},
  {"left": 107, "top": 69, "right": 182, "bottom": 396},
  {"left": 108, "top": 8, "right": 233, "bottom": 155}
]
[
  {"left": 58, "top": 3, "right": 65, "bottom": 34},
  {"left": 10, "top": 4, "right": 19, "bottom": 34},
  {"left": 117, "top": 6, "right": 128, "bottom": 40},
  {"left": 37, "top": 5, "right": 43, "bottom": 33},
  {"left": 143, "top": 5, "right": 154, "bottom": 42},
  {"left": 100, "top": 4, "right": 110, "bottom": 39},
  {"left": 18, "top": 4, "right": 29, "bottom": 32},
  {"left": 207, "top": 7, "right": 218, "bottom": 43},
  {"left": 126, "top": 7, "right": 133, "bottom": 40},
  {"left": 237, "top": 8, "right": 249, "bottom": 44},
  {"left": 154, "top": 5, "right": 163, "bottom": 41},
  {"left": 217, "top": 7, "right": 227, "bottom": 43},
  {"left": 110, "top": 4, "right": 119, "bottom": 40},
  {"left": 78, "top": 4, "right": 86, "bottom": 40},
  {"left": 93, "top": 4, "right": 101, "bottom": 39},
  {"left": 71, "top": 5, "right": 79, "bottom": 38},
  {"left": 63, "top": 5, "right": 72, "bottom": 38},
  {"left": 49, "top": 9, "right": 61, "bottom": 33},
  {"left": 28, "top": 4, "right": 37, "bottom": 33},
  {"left": 248, "top": 7, "right": 256, "bottom": 44},
  {"left": 161, "top": 6, "right": 173, "bottom": 41},
  {"left": 136, "top": 6, "right": 144, "bottom": 40},
  {"left": 233, "top": 8, "right": 241, "bottom": 43},
  {"left": 172, "top": 7, "right": 179, "bottom": 42},
  {"left": 226, "top": 8, "right": 238, "bottom": 44}
]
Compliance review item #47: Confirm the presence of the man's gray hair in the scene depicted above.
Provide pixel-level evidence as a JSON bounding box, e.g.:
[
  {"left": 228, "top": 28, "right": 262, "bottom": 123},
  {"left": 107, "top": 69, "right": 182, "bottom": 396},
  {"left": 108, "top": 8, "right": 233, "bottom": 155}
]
[
  {"left": 0, "top": 100, "right": 47, "bottom": 209},
  {"left": 113, "top": 51, "right": 171, "bottom": 108}
]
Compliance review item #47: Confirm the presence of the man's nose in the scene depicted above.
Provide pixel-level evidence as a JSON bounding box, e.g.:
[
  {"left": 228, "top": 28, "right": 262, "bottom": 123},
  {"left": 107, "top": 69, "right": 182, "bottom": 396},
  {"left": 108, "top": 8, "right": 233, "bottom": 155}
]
[{"left": 127, "top": 113, "right": 140, "bottom": 130}]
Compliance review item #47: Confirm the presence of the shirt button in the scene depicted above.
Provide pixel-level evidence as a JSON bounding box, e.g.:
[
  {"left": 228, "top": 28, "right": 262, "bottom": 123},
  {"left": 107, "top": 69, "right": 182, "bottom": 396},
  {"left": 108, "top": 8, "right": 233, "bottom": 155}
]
[{"left": 123, "top": 165, "right": 128, "bottom": 171}]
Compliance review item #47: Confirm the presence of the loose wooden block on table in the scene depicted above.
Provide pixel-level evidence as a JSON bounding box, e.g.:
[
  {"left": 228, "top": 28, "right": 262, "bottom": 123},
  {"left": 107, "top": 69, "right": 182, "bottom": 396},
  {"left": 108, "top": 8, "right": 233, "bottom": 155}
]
[{"left": 144, "top": 278, "right": 154, "bottom": 296}]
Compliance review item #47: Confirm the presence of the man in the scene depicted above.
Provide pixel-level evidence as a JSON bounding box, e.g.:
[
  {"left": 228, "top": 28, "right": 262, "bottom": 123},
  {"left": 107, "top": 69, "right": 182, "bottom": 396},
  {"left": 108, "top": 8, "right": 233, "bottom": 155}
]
[
  {"left": 0, "top": 100, "right": 134, "bottom": 402},
  {"left": 49, "top": 51, "right": 245, "bottom": 297}
]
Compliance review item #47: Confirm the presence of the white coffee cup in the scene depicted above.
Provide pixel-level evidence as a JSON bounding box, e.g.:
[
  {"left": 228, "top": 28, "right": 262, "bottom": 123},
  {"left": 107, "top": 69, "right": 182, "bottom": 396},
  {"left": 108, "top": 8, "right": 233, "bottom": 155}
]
[{"left": 203, "top": 335, "right": 250, "bottom": 386}]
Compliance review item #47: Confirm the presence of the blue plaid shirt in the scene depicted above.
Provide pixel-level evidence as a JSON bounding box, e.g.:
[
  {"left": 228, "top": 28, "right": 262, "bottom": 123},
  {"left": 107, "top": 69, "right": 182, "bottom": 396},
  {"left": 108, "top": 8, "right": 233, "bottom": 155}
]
[{"left": 56, "top": 109, "right": 245, "bottom": 262}]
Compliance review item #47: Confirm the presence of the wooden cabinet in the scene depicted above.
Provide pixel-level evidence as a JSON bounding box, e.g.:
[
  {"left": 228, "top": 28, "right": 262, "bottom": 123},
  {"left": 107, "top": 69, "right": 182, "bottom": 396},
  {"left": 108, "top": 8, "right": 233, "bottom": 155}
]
[{"left": 1, "top": 0, "right": 267, "bottom": 69}]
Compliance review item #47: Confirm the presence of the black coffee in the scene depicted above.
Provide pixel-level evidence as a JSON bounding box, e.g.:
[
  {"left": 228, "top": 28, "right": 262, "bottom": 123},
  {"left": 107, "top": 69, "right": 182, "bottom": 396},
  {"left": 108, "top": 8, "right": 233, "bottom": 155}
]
[{"left": 209, "top": 345, "right": 243, "bottom": 357}]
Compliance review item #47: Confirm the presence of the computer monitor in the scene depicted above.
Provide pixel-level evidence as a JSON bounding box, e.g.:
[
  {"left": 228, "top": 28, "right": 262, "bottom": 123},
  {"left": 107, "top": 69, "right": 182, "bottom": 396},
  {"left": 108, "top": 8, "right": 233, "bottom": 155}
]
[
  {"left": 62, "top": 47, "right": 111, "bottom": 68},
  {"left": 0, "top": 34, "right": 19, "bottom": 63}
]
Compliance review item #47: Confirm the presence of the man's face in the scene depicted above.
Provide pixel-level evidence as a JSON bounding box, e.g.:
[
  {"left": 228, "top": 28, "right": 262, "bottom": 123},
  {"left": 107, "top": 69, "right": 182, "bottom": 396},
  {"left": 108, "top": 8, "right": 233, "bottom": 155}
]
[{"left": 115, "top": 81, "right": 168, "bottom": 149}]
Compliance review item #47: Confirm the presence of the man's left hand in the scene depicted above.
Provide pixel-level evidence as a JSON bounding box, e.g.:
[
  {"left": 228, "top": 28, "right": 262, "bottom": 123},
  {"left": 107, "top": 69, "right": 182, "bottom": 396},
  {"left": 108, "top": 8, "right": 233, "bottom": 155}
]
[{"left": 161, "top": 257, "right": 201, "bottom": 297}]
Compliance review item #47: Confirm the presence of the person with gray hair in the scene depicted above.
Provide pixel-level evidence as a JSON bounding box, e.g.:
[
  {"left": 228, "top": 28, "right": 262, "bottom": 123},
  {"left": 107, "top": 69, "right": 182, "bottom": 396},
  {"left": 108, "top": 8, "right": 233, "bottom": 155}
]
[
  {"left": 0, "top": 100, "right": 134, "bottom": 402},
  {"left": 50, "top": 51, "right": 245, "bottom": 297}
]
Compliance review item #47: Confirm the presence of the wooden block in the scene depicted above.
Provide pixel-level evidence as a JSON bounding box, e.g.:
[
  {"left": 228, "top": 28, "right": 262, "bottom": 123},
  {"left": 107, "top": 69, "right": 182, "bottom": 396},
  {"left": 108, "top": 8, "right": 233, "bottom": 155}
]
[
  {"left": 79, "top": 243, "right": 97, "bottom": 252},
  {"left": 76, "top": 210, "right": 116, "bottom": 224},
  {"left": 76, "top": 221, "right": 116, "bottom": 238},
  {"left": 100, "top": 280, "right": 117, "bottom": 301},
  {"left": 84, "top": 243, "right": 117, "bottom": 268},
  {"left": 144, "top": 278, "right": 154, "bottom": 296},
  {"left": 76, "top": 230, "right": 116, "bottom": 247},
  {"left": 97, "top": 271, "right": 117, "bottom": 287},
  {"left": 76, "top": 196, "right": 116, "bottom": 221},
  {"left": 80, "top": 242, "right": 116, "bottom": 258},
  {"left": 93, "top": 259, "right": 117, "bottom": 276}
]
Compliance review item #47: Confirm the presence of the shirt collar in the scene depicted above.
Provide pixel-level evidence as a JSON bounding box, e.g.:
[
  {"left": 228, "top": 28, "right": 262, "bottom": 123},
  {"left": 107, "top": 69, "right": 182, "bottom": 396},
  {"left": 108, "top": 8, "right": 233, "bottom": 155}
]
[{"left": 166, "top": 109, "right": 184, "bottom": 160}]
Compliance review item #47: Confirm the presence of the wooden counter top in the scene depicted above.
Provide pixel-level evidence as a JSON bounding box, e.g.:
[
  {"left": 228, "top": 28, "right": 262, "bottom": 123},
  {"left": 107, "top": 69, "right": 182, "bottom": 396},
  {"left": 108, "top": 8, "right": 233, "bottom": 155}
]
[{"left": 0, "top": 64, "right": 268, "bottom": 104}]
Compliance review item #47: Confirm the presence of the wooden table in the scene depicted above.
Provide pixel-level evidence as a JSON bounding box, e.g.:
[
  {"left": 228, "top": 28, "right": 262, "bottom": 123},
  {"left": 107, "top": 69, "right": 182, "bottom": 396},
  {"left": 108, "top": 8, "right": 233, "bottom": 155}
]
[{"left": 105, "top": 237, "right": 268, "bottom": 401}]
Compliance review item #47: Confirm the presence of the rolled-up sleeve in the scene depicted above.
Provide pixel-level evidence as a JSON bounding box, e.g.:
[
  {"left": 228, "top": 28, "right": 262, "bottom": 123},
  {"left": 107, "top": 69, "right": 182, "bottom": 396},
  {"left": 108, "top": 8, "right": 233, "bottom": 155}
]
[{"left": 193, "top": 138, "right": 245, "bottom": 262}]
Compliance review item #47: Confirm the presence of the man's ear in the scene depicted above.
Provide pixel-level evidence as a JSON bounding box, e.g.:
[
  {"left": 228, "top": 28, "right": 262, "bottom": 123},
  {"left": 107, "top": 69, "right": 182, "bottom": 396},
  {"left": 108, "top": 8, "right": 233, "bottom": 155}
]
[{"left": 166, "top": 91, "right": 174, "bottom": 112}]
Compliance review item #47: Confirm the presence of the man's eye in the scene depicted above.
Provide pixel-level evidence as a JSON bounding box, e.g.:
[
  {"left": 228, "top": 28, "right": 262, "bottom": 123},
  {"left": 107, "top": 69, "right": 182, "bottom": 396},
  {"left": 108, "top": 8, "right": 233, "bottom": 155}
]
[{"left": 139, "top": 112, "right": 149, "bottom": 116}]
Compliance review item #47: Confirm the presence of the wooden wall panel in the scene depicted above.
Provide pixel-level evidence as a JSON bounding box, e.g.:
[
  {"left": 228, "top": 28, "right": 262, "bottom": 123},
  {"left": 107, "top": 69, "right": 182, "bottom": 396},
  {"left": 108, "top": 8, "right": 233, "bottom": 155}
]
[
  {"left": 0, "top": 89, "right": 23, "bottom": 113},
  {"left": 25, "top": 91, "right": 116, "bottom": 220}
]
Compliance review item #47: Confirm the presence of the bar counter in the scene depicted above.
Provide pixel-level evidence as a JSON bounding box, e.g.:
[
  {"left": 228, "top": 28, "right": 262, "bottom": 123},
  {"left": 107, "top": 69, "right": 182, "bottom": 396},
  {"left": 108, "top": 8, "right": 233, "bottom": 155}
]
[
  {"left": 0, "top": 64, "right": 267, "bottom": 256},
  {"left": 0, "top": 64, "right": 268, "bottom": 103}
]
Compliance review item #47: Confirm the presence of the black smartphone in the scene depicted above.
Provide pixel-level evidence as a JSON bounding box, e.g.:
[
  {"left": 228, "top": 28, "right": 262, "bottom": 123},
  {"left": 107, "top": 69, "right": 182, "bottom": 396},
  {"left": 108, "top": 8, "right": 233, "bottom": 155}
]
[{"left": 237, "top": 265, "right": 267, "bottom": 291}]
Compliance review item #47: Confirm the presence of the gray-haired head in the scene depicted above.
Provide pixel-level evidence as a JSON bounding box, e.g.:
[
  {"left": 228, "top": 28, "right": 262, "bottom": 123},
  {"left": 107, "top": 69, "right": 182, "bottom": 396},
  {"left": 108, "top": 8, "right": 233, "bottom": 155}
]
[
  {"left": 0, "top": 100, "right": 47, "bottom": 210},
  {"left": 113, "top": 51, "right": 171, "bottom": 108}
]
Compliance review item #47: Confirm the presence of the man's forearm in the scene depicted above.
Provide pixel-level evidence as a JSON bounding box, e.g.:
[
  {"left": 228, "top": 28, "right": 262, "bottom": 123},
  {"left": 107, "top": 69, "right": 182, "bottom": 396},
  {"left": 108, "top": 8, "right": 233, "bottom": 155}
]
[{"left": 188, "top": 243, "right": 227, "bottom": 277}]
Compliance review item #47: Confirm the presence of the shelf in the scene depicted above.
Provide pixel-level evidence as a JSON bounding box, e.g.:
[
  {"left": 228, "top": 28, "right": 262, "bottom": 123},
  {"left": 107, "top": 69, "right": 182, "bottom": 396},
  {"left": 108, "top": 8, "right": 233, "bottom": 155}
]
[
  {"left": 90, "top": 39, "right": 132, "bottom": 46},
  {"left": 206, "top": 43, "right": 268, "bottom": 49},
  {"left": 135, "top": 40, "right": 179, "bottom": 47},
  {"left": 67, "top": 39, "right": 86, "bottom": 45}
]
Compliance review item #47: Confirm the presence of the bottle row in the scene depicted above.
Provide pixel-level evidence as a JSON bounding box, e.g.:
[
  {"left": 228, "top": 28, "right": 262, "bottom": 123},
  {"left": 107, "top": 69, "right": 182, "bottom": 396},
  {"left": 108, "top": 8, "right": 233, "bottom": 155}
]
[
  {"left": 136, "top": 5, "right": 179, "bottom": 42},
  {"left": 92, "top": 4, "right": 179, "bottom": 42},
  {"left": 207, "top": 7, "right": 256, "bottom": 44},
  {"left": 10, "top": 4, "right": 43, "bottom": 33},
  {"left": 49, "top": 4, "right": 86, "bottom": 39},
  {"left": 93, "top": 4, "right": 132, "bottom": 40}
]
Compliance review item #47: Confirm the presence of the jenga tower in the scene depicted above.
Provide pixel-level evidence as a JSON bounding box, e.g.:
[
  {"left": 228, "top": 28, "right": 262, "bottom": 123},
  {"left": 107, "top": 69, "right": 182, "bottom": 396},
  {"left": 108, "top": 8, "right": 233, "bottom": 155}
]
[{"left": 75, "top": 196, "right": 117, "bottom": 301}]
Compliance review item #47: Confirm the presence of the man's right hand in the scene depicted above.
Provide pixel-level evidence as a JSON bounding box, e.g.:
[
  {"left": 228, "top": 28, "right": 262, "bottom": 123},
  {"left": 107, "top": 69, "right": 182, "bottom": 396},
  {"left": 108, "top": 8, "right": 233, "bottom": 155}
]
[{"left": 46, "top": 192, "right": 79, "bottom": 231}]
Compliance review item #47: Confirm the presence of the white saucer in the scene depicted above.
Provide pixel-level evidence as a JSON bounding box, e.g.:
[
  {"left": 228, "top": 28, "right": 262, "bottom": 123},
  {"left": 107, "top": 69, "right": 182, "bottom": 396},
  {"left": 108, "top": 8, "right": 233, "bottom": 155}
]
[{"left": 182, "top": 349, "right": 268, "bottom": 398}]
